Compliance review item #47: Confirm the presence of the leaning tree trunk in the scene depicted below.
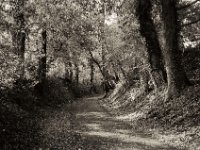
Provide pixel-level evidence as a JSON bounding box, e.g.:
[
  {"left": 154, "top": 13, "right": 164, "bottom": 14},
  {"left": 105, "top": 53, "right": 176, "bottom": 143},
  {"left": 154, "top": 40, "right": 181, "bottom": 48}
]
[
  {"left": 87, "top": 49, "right": 106, "bottom": 80},
  {"left": 136, "top": 0, "right": 167, "bottom": 89},
  {"left": 160, "top": 0, "right": 190, "bottom": 99}
]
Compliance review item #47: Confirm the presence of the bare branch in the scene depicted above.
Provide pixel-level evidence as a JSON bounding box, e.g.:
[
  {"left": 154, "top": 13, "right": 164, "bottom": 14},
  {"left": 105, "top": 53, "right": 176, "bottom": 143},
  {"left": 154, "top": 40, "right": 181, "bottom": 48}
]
[
  {"left": 87, "top": 49, "right": 105, "bottom": 79},
  {"left": 178, "top": 0, "right": 200, "bottom": 10},
  {"left": 182, "top": 18, "right": 200, "bottom": 27}
]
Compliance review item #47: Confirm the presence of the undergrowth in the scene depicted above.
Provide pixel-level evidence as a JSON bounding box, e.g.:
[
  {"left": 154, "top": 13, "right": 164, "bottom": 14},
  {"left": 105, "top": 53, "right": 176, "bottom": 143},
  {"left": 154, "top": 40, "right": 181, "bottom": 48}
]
[
  {"left": 99, "top": 49, "right": 200, "bottom": 149},
  {"left": 0, "top": 78, "right": 75, "bottom": 150}
]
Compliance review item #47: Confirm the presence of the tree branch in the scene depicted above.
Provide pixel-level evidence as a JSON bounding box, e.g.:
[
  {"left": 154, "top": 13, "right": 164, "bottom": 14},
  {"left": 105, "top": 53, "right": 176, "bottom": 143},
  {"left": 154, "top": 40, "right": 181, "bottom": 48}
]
[
  {"left": 182, "top": 17, "right": 200, "bottom": 27},
  {"left": 178, "top": 0, "right": 200, "bottom": 10},
  {"left": 87, "top": 49, "right": 105, "bottom": 79}
]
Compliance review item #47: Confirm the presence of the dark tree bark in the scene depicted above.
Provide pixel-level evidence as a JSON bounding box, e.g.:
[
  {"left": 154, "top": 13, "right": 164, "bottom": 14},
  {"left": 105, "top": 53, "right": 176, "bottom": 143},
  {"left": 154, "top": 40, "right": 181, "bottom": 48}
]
[
  {"left": 13, "top": 0, "right": 26, "bottom": 78},
  {"left": 75, "top": 63, "right": 79, "bottom": 85},
  {"left": 101, "top": 42, "right": 107, "bottom": 78},
  {"left": 65, "top": 62, "right": 73, "bottom": 82},
  {"left": 111, "top": 63, "right": 120, "bottom": 83},
  {"left": 90, "top": 59, "right": 94, "bottom": 84},
  {"left": 35, "top": 30, "right": 47, "bottom": 97},
  {"left": 136, "top": 0, "right": 167, "bottom": 89},
  {"left": 38, "top": 30, "right": 47, "bottom": 85},
  {"left": 69, "top": 62, "right": 73, "bottom": 81},
  {"left": 18, "top": 30, "right": 26, "bottom": 78},
  {"left": 100, "top": 1, "right": 107, "bottom": 76},
  {"left": 160, "top": 0, "right": 190, "bottom": 99}
]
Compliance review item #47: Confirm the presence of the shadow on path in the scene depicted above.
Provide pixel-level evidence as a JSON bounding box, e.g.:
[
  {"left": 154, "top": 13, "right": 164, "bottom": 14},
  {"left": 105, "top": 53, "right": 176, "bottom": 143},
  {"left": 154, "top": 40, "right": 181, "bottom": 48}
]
[{"left": 64, "top": 97, "right": 178, "bottom": 150}]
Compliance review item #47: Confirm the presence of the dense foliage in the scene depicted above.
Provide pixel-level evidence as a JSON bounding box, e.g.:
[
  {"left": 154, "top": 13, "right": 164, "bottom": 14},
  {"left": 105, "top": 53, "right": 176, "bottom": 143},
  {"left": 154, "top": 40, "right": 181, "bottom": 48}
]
[{"left": 0, "top": 0, "right": 200, "bottom": 149}]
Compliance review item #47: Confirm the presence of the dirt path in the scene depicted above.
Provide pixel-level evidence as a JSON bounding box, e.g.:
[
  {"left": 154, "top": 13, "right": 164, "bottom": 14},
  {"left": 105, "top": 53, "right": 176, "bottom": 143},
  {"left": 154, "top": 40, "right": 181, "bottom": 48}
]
[{"left": 40, "top": 97, "right": 178, "bottom": 150}]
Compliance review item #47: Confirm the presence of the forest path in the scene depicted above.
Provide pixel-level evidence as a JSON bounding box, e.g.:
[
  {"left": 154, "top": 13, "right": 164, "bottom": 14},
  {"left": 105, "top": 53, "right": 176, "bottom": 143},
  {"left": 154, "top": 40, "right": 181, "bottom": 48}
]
[{"left": 40, "top": 96, "right": 178, "bottom": 150}]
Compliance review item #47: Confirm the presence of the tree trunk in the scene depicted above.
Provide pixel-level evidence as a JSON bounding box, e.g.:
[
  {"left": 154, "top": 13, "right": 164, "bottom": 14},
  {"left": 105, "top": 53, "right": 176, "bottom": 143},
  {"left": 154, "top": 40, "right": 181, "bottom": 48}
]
[
  {"left": 140, "top": 69, "right": 150, "bottom": 93},
  {"left": 14, "top": 0, "right": 26, "bottom": 79},
  {"left": 117, "top": 60, "right": 127, "bottom": 80},
  {"left": 64, "top": 66, "right": 70, "bottom": 82},
  {"left": 90, "top": 60, "right": 94, "bottom": 84},
  {"left": 36, "top": 30, "right": 47, "bottom": 97},
  {"left": 65, "top": 61, "right": 73, "bottom": 82},
  {"left": 75, "top": 63, "right": 79, "bottom": 85},
  {"left": 69, "top": 62, "right": 73, "bottom": 81},
  {"left": 18, "top": 31, "right": 26, "bottom": 78},
  {"left": 111, "top": 63, "right": 120, "bottom": 83},
  {"left": 88, "top": 49, "right": 106, "bottom": 80},
  {"left": 136, "top": 0, "right": 167, "bottom": 89},
  {"left": 38, "top": 30, "right": 47, "bottom": 85},
  {"left": 160, "top": 0, "right": 190, "bottom": 99}
]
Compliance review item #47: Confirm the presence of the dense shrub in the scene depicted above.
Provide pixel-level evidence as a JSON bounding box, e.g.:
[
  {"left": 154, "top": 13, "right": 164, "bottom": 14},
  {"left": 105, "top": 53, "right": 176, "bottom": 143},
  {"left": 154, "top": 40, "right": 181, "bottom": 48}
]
[
  {"left": 43, "top": 78, "right": 75, "bottom": 105},
  {"left": 70, "top": 82, "right": 104, "bottom": 98}
]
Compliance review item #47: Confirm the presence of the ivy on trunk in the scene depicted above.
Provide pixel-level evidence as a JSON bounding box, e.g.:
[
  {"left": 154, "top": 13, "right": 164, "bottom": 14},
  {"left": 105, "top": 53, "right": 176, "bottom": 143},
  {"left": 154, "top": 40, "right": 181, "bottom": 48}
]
[
  {"left": 160, "top": 0, "right": 190, "bottom": 99},
  {"left": 136, "top": 0, "right": 167, "bottom": 89}
]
